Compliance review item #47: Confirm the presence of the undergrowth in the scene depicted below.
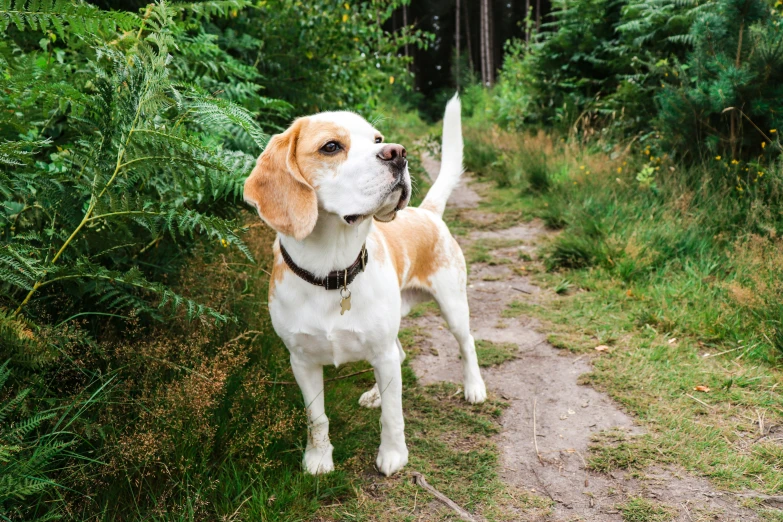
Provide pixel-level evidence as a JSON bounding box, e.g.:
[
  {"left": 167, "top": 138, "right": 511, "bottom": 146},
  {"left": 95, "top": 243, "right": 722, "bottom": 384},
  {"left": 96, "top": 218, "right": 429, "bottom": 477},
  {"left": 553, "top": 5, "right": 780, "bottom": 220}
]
[{"left": 464, "top": 120, "right": 783, "bottom": 498}]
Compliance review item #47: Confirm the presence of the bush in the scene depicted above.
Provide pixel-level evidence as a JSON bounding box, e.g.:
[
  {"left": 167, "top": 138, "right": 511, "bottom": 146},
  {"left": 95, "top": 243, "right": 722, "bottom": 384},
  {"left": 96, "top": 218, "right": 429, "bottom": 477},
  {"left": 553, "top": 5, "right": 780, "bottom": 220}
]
[{"left": 0, "top": 1, "right": 426, "bottom": 517}]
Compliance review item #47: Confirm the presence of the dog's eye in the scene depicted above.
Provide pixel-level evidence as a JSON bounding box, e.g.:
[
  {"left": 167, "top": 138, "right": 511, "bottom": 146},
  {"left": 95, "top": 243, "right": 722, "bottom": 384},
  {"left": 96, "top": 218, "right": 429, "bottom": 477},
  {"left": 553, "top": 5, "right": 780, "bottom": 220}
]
[
  {"left": 320, "top": 141, "right": 341, "bottom": 154},
  {"left": 375, "top": 137, "right": 383, "bottom": 144}
]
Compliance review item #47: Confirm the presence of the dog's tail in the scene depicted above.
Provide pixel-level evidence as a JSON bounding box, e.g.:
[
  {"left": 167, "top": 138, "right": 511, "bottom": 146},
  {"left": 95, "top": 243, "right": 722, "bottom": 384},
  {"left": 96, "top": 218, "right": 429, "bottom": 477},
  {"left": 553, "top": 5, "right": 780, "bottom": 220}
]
[{"left": 420, "top": 93, "right": 463, "bottom": 217}]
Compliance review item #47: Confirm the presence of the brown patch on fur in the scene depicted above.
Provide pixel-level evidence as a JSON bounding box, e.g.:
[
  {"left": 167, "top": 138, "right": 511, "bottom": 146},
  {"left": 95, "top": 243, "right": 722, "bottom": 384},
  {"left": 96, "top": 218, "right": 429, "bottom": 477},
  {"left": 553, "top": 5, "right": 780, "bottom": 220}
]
[
  {"left": 244, "top": 119, "right": 352, "bottom": 240},
  {"left": 374, "top": 208, "right": 451, "bottom": 288},
  {"left": 268, "top": 238, "right": 290, "bottom": 300},
  {"left": 295, "top": 121, "right": 351, "bottom": 180},
  {"left": 244, "top": 118, "right": 317, "bottom": 240}
]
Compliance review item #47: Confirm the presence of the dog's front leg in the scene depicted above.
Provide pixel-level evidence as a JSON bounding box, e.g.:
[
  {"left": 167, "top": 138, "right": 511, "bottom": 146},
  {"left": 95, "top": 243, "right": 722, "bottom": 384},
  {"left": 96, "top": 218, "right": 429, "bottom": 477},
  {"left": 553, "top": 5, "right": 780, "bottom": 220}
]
[
  {"left": 290, "top": 355, "right": 334, "bottom": 474},
  {"left": 373, "top": 350, "right": 408, "bottom": 476}
]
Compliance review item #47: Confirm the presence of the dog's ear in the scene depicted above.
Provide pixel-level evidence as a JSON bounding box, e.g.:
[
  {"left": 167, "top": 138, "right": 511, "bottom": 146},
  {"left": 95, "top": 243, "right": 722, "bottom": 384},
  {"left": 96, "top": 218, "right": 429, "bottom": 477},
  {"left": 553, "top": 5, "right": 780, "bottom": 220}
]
[{"left": 244, "top": 118, "right": 318, "bottom": 240}]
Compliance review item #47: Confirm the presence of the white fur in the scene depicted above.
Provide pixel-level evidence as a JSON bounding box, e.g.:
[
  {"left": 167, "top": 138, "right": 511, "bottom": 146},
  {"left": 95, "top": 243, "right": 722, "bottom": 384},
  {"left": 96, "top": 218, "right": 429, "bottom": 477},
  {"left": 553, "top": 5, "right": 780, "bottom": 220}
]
[
  {"left": 257, "top": 96, "right": 486, "bottom": 477},
  {"left": 421, "top": 94, "right": 464, "bottom": 217}
]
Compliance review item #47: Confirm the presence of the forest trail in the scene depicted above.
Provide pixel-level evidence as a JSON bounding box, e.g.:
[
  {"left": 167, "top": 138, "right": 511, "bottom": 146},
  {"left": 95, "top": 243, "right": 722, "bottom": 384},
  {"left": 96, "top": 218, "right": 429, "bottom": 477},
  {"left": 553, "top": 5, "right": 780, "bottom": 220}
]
[{"left": 403, "top": 153, "right": 761, "bottom": 521}]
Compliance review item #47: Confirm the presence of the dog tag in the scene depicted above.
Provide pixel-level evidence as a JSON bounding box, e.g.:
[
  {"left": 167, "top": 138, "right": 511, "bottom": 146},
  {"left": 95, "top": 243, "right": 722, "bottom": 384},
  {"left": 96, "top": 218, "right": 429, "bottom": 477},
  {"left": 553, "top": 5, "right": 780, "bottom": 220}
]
[{"left": 340, "top": 287, "right": 351, "bottom": 315}]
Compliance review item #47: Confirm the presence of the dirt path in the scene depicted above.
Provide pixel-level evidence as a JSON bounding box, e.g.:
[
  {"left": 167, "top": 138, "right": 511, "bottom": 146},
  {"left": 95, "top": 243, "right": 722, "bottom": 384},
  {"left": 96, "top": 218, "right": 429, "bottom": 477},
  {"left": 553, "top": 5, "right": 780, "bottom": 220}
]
[{"left": 405, "top": 154, "right": 761, "bottom": 521}]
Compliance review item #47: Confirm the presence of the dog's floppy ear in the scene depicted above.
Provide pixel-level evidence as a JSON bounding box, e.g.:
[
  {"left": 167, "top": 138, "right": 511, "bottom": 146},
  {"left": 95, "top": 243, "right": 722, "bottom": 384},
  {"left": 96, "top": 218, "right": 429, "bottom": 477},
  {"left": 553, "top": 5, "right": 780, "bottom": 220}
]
[{"left": 244, "top": 118, "right": 318, "bottom": 240}]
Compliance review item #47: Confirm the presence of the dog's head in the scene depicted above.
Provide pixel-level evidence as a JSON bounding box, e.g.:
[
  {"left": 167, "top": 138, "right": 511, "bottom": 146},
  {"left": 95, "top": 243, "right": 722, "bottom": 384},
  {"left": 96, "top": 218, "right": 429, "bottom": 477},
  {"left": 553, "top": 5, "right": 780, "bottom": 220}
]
[{"left": 243, "top": 112, "right": 410, "bottom": 240}]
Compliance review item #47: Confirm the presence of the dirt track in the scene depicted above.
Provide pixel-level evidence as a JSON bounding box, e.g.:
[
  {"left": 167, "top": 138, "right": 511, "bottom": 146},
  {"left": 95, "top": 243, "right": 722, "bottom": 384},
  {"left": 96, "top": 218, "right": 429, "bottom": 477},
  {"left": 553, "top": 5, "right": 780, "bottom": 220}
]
[{"left": 404, "top": 154, "right": 761, "bottom": 521}]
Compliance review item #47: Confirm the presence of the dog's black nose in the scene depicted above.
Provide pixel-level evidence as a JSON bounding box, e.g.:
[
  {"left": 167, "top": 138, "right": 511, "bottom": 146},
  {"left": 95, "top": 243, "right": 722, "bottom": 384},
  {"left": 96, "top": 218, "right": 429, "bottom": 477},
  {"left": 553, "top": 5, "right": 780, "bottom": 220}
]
[{"left": 377, "top": 144, "right": 407, "bottom": 172}]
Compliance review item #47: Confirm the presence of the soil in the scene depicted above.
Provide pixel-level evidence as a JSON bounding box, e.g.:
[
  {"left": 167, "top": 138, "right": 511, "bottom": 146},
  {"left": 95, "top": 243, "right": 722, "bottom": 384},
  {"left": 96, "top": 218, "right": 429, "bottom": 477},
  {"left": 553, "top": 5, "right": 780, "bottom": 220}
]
[{"left": 404, "top": 154, "right": 763, "bottom": 521}]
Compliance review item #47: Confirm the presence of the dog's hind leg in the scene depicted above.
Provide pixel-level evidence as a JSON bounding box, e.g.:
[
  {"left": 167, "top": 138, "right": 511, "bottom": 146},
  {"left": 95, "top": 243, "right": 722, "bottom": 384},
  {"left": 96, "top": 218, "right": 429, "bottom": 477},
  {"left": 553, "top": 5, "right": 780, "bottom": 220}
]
[
  {"left": 290, "top": 355, "right": 334, "bottom": 474},
  {"left": 359, "top": 339, "right": 404, "bottom": 409},
  {"left": 430, "top": 269, "right": 487, "bottom": 404},
  {"left": 359, "top": 383, "right": 381, "bottom": 408}
]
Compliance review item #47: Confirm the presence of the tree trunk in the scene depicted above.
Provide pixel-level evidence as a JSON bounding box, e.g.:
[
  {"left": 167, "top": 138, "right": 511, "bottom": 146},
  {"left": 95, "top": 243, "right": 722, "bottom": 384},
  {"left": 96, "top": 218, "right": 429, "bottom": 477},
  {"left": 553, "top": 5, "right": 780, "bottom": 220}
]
[
  {"left": 456, "top": 0, "right": 461, "bottom": 89},
  {"left": 403, "top": 4, "right": 409, "bottom": 63},
  {"left": 525, "top": 0, "right": 530, "bottom": 45},
  {"left": 480, "top": 0, "right": 494, "bottom": 86},
  {"left": 536, "top": 0, "right": 541, "bottom": 31},
  {"left": 480, "top": 0, "right": 492, "bottom": 86},
  {"left": 464, "top": 0, "right": 474, "bottom": 76}
]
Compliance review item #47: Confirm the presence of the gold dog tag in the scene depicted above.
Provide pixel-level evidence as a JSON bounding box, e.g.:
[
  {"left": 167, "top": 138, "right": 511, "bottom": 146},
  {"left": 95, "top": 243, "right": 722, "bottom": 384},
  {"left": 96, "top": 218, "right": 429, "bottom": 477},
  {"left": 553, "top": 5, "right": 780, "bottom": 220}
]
[{"left": 340, "top": 287, "right": 351, "bottom": 315}]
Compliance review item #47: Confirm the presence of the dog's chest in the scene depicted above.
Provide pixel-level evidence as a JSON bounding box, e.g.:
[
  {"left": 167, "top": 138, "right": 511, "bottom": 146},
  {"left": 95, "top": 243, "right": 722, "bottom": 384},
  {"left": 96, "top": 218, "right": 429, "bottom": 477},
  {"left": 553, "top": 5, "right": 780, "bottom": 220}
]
[{"left": 270, "top": 269, "right": 401, "bottom": 366}]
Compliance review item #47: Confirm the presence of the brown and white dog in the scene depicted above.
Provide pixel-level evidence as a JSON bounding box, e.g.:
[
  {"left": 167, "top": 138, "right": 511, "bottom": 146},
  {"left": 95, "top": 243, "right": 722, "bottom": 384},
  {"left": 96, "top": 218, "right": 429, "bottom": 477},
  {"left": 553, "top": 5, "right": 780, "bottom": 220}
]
[{"left": 243, "top": 95, "right": 486, "bottom": 477}]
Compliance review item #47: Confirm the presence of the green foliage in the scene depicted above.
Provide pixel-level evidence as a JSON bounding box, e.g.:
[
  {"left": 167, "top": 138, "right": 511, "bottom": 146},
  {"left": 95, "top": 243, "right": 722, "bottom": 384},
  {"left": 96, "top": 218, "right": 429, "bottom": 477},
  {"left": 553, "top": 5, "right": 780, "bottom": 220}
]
[
  {"left": 0, "top": 361, "right": 71, "bottom": 519},
  {"left": 0, "top": 0, "right": 429, "bottom": 518},
  {"left": 491, "top": 0, "right": 783, "bottom": 161},
  {"left": 0, "top": 0, "right": 139, "bottom": 39},
  {"left": 214, "top": 0, "right": 430, "bottom": 113},
  {"left": 2, "top": 2, "right": 262, "bottom": 330}
]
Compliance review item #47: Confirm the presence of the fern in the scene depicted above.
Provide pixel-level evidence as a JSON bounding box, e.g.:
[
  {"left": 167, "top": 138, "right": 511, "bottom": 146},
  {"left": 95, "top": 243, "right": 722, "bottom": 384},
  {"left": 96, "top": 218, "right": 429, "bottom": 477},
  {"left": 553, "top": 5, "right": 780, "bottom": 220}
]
[
  {"left": 0, "top": 0, "right": 139, "bottom": 39},
  {"left": 0, "top": 361, "right": 71, "bottom": 518}
]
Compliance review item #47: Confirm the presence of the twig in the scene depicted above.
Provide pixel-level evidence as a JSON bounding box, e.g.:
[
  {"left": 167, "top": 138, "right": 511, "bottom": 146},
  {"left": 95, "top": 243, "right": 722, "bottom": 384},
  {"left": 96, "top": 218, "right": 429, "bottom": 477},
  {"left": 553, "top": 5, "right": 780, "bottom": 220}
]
[
  {"left": 511, "top": 286, "right": 532, "bottom": 294},
  {"left": 411, "top": 472, "right": 477, "bottom": 522},
  {"left": 259, "top": 368, "right": 375, "bottom": 386},
  {"left": 533, "top": 397, "right": 544, "bottom": 465},
  {"left": 685, "top": 393, "right": 715, "bottom": 410}
]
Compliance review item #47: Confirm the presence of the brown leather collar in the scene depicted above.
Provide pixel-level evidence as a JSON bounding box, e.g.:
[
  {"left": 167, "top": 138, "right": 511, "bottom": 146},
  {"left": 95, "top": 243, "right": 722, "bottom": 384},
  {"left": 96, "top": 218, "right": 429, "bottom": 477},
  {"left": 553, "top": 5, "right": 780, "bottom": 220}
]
[{"left": 279, "top": 242, "right": 368, "bottom": 290}]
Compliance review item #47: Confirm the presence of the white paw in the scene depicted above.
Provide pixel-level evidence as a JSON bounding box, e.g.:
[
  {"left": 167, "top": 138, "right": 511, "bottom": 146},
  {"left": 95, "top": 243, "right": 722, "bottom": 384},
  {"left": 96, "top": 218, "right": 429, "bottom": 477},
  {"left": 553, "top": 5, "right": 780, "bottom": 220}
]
[
  {"left": 359, "top": 384, "right": 382, "bottom": 409},
  {"left": 464, "top": 378, "right": 487, "bottom": 404},
  {"left": 303, "top": 444, "right": 334, "bottom": 475},
  {"left": 376, "top": 444, "right": 409, "bottom": 477}
]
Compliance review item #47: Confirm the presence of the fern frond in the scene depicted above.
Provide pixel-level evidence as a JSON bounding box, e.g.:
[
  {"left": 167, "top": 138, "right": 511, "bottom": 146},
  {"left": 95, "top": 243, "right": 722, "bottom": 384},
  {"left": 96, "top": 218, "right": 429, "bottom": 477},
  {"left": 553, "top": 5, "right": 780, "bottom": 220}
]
[
  {"left": 184, "top": 95, "right": 269, "bottom": 150},
  {"left": 0, "top": 0, "right": 139, "bottom": 39},
  {"left": 171, "top": 0, "right": 253, "bottom": 20}
]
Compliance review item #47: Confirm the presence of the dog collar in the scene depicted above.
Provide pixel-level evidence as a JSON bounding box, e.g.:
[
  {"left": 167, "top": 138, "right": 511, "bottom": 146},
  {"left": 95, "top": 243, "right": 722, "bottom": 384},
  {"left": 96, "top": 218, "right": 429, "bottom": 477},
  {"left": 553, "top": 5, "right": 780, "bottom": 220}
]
[{"left": 279, "top": 241, "right": 368, "bottom": 291}]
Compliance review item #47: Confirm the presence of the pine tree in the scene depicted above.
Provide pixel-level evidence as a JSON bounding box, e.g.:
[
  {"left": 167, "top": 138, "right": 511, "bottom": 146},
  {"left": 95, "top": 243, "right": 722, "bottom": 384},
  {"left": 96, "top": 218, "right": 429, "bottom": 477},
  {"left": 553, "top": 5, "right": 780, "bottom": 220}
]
[{"left": 656, "top": 0, "right": 783, "bottom": 158}]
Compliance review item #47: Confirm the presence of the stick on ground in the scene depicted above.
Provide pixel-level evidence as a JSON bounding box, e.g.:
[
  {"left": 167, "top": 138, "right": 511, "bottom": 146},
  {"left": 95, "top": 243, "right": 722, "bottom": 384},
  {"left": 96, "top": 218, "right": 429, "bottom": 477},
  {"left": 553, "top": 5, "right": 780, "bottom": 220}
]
[{"left": 411, "top": 472, "right": 477, "bottom": 522}]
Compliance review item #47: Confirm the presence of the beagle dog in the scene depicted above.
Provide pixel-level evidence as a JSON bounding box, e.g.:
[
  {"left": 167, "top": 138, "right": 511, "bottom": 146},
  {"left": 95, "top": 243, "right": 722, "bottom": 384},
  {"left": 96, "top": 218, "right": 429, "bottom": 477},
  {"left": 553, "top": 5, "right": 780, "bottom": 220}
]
[{"left": 243, "top": 95, "right": 486, "bottom": 477}]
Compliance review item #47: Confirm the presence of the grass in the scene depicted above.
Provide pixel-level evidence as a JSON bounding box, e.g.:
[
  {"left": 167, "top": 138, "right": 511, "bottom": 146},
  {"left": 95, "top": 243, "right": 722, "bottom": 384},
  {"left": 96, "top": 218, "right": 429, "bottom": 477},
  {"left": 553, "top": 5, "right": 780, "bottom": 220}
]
[
  {"left": 463, "top": 121, "right": 783, "bottom": 509},
  {"left": 475, "top": 339, "right": 518, "bottom": 367},
  {"left": 318, "top": 380, "right": 552, "bottom": 521},
  {"left": 586, "top": 430, "right": 662, "bottom": 473},
  {"left": 618, "top": 497, "right": 675, "bottom": 522}
]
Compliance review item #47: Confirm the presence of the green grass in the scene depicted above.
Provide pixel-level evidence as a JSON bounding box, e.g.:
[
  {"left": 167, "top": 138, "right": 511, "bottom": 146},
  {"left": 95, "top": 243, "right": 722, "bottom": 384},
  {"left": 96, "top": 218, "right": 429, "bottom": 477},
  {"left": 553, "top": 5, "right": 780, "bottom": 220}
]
[
  {"left": 618, "top": 497, "right": 675, "bottom": 522},
  {"left": 475, "top": 339, "right": 518, "bottom": 367},
  {"left": 586, "top": 430, "right": 663, "bottom": 473},
  {"left": 318, "top": 380, "right": 552, "bottom": 520}
]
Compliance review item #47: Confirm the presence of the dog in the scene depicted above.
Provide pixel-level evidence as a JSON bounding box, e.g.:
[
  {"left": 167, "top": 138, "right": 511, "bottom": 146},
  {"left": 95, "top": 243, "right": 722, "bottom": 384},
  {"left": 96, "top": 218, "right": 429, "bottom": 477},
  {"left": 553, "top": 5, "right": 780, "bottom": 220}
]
[{"left": 243, "top": 95, "right": 487, "bottom": 477}]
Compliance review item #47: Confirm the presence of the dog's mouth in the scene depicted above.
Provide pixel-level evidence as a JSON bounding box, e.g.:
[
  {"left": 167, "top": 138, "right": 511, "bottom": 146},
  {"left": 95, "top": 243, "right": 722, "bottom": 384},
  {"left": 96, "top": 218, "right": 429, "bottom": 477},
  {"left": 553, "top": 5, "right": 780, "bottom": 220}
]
[{"left": 342, "top": 181, "right": 409, "bottom": 226}]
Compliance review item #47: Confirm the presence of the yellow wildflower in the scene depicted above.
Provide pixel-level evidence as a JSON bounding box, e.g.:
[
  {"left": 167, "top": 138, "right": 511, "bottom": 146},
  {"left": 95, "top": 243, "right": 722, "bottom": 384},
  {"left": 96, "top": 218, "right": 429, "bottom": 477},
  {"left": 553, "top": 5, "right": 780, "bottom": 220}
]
[
  {"left": 344, "top": 2, "right": 350, "bottom": 9},
  {"left": 617, "top": 167, "right": 622, "bottom": 173},
  {"left": 715, "top": 155, "right": 721, "bottom": 160},
  {"left": 759, "top": 171, "right": 764, "bottom": 177},
  {"left": 762, "top": 141, "right": 766, "bottom": 149},
  {"left": 389, "top": 76, "right": 395, "bottom": 84},
  {"left": 771, "top": 129, "right": 778, "bottom": 133},
  {"left": 342, "top": 13, "right": 349, "bottom": 22},
  {"left": 579, "top": 165, "right": 585, "bottom": 170},
  {"left": 731, "top": 159, "right": 739, "bottom": 165},
  {"left": 221, "top": 239, "right": 228, "bottom": 247}
]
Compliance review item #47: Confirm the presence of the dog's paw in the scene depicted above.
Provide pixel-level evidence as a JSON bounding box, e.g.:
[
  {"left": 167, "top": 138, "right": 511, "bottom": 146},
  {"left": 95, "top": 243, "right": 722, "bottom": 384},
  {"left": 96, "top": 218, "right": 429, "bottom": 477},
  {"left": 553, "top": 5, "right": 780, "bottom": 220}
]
[
  {"left": 464, "top": 378, "right": 487, "bottom": 404},
  {"left": 376, "top": 444, "right": 408, "bottom": 477},
  {"left": 303, "top": 444, "right": 334, "bottom": 475},
  {"left": 359, "top": 384, "right": 382, "bottom": 409}
]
